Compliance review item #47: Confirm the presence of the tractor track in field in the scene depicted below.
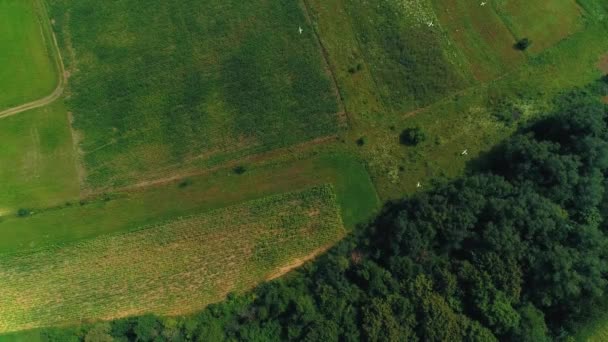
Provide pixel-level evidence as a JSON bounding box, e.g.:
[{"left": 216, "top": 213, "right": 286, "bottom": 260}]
[{"left": 0, "top": 0, "right": 66, "bottom": 120}]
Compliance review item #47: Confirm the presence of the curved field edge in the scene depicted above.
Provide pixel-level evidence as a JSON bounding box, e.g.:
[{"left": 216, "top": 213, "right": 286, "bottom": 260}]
[
  {"left": 0, "top": 0, "right": 63, "bottom": 115},
  {"left": 0, "top": 184, "right": 344, "bottom": 334}
]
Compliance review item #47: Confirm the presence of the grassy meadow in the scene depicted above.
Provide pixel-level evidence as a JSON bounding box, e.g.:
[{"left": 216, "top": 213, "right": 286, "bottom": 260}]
[
  {"left": 431, "top": 0, "right": 524, "bottom": 81},
  {"left": 340, "top": 0, "right": 473, "bottom": 113},
  {"left": 0, "top": 185, "right": 344, "bottom": 333},
  {"left": 0, "top": 0, "right": 59, "bottom": 110},
  {"left": 492, "top": 0, "right": 583, "bottom": 54},
  {"left": 1, "top": 0, "right": 608, "bottom": 337},
  {"left": 47, "top": 0, "right": 339, "bottom": 189},
  {"left": 0, "top": 151, "right": 378, "bottom": 255},
  {"left": 306, "top": 0, "right": 608, "bottom": 199},
  {"left": 0, "top": 101, "right": 79, "bottom": 212}
]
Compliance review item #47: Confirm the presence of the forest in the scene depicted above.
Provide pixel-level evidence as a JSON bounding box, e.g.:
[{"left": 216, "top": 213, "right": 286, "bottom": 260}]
[{"left": 36, "top": 84, "right": 608, "bottom": 341}]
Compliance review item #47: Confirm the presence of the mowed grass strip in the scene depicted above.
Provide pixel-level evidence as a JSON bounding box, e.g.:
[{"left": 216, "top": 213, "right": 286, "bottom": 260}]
[
  {"left": 0, "top": 152, "right": 378, "bottom": 255},
  {"left": 0, "top": 0, "right": 58, "bottom": 110},
  {"left": 48, "top": 0, "right": 339, "bottom": 189},
  {"left": 0, "top": 101, "right": 79, "bottom": 211},
  {"left": 0, "top": 185, "right": 344, "bottom": 333}
]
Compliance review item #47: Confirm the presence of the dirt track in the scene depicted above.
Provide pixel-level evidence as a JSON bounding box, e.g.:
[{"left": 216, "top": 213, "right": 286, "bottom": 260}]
[{"left": 0, "top": 1, "right": 66, "bottom": 120}]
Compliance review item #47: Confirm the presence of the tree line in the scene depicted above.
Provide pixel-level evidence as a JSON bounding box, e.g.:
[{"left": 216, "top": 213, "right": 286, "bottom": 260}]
[{"left": 38, "top": 85, "right": 608, "bottom": 341}]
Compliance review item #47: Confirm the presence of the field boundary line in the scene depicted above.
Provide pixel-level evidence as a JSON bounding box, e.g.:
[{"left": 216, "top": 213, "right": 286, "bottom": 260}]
[
  {"left": 300, "top": 0, "right": 351, "bottom": 127},
  {"left": 0, "top": 0, "right": 66, "bottom": 120},
  {"left": 90, "top": 135, "right": 338, "bottom": 195}
]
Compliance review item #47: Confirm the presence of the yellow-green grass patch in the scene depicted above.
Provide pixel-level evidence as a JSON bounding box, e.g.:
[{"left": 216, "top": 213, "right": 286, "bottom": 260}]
[
  {"left": 493, "top": 0, "right": 584, "bottom": 54},
  {"left": 0, "top": 101, "right": 79, "bottom": 212},
  {"left": 0, "top": 0, "right": 59, "bottom": 110},
  {"left": 0, "top": 185, "right": 344, "bottom": 333},
  {"left": 431, "top": 0, "right": 524, "bottom": 81}
]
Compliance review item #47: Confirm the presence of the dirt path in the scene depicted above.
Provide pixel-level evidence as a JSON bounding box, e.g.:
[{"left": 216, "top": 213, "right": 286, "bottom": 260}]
[{"left": 0, "top": 0, "right": 66, "bottom": 120}]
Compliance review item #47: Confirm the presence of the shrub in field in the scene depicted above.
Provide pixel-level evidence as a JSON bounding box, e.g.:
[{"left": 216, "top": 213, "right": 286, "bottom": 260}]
[
  {"left": 233, "top": 166, "right": 246, "bottom": 175},
  {"left": 400, "top": 127, "right": 427, "bottom": 146},
  {"left": 515, "top": 38, "right": 532, "bottom": 51},
  {"left": 16, "top": 208, "right": 30, "bottom": 217}
]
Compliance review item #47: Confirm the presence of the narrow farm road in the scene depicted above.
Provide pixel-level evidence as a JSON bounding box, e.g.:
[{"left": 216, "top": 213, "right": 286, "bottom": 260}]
[{"left": 0, "top": 80, "right": 64, "bottom": 119}]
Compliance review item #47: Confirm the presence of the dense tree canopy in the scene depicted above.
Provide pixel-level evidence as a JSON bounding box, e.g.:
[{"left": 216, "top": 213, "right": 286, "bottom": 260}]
[{"left": 38, "top": 88, "right": 608, "bottom": 341}]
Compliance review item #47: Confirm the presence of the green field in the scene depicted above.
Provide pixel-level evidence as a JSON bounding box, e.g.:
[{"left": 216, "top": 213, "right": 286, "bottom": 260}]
[
  {"left": 340, "top": 0, "right": 472, "bottom": 112},
  {"left": 431, "top": 0, "right": 524, "bottom": 81},
  {"left": 1, "top": 0, "right": 608, "bottom": 338},
  {"left": 493, "top": 0, "right": 583, "bottom": 54},
  {"left": 48, "top": 0, "right": 339, "bottom": 189},
  {"left": 0, "top": 185, "right": 344, "bottom": 333},
  {"left": 0, "top": 151, "right": 378, "bottom": 255},
  {"left": 0, "top": 0, "right": 58, "bottom": 110},
  {"left": 0, "top": 101, "right": 79, "bottom": 211}
]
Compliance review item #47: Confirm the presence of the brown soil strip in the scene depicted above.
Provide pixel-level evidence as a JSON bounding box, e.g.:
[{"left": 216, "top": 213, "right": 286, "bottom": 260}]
[{"left": 266, "top": 245, "right": 333, "bottom": 281}]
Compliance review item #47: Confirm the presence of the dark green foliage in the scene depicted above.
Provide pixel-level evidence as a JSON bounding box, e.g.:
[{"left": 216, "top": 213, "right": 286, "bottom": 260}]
[
  {"left": 515, "top": 38, "right": 532, "bottom": 50},
  {"left": 400, "top": 127, "right": 427, "bottom": 146},
  {"left": 491, "top": 99, "right": 522, "bottom": 125},
  {"left": 233, "top": 166, "right": 246, "bottom": 175},
  {"left": 27, "top": 90, "right": 608, "bottom": 342},
  {"left": 178, "top": 179, "right": 193, "bottom": 188},
  {"left": 356, "top": 137, "right": 366, "bottom": 146},
  {"left": 16, "top": 208, "right": 30, "bottom": 217}
]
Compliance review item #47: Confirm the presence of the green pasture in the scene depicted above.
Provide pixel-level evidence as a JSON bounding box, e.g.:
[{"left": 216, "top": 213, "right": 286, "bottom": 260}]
[
  {"left": 306, "top": 0, "right": 608, "bottom": 200},
  {"left": 0, "top": 0, "right": 58, "bottom": 110},
  {"left": 0, "top": 185, "right": 344, "bottom": 333},
  {"left": 47, "top": 0, "right": 339, "bottom": 189},
  {"left": 431, "top": 0, "right": 524, "bottom": 81},
  {"left": 0, "top": 151, "right": 378, "bottom": 255},
  {"left": 340, "top": 0, "right": 472, "bottom": 113},
  {"left": 493, "top": 0, "right": 583, "bottom": 54},
  {"left": 0, "top": 101, "right": 79, "bottom": 212}
]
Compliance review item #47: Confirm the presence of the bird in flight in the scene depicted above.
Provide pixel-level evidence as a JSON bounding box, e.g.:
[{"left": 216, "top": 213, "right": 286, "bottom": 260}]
[
  {"left": 481, "top": 2, "right": 487, "bottom": 6},
  {"left": 299, "top": 26, "right": 303, "bottom": 34}
]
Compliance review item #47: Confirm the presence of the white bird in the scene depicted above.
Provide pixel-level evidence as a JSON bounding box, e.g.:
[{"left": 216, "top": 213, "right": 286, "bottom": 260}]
[
  {"left": 417, "top": 182, "right": 421, "bottom": 188},
  {"left": 427, "top": 21, "right": 434, "bottom": 27},
  {"left": 461, "top": 149, "right": 468, "bottom": 156},
  {"left": 481, "top": 2, "right": 487, "bottom": 6},
  {"left": 299, "top": 26, "right": 303, "bottom": 34}
]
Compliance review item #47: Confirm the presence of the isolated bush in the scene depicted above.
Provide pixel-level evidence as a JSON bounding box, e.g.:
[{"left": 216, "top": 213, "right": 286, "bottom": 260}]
[
  {"left": 17, "top": 208, "right": 30, "bottom": 217},
  {"left": 400, "top": 127, "right": 426, "bottom": 146},
  {"left": 356, "top": 137, "right": 366, "bottom": 146},
  {"left": 233, "top": 166, "right": 247, "bottom": 175},
  {"left": 178, "top": 179, "right": 193, "bottom": 188},
  {"left": 515, "top": 38, "right": 531, "bottom": 51}
]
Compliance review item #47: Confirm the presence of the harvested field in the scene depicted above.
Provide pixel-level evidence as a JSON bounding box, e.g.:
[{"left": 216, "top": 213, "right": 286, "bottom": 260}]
[{"left": 0, "top": 185, "right": 344, "bottom": 333}]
